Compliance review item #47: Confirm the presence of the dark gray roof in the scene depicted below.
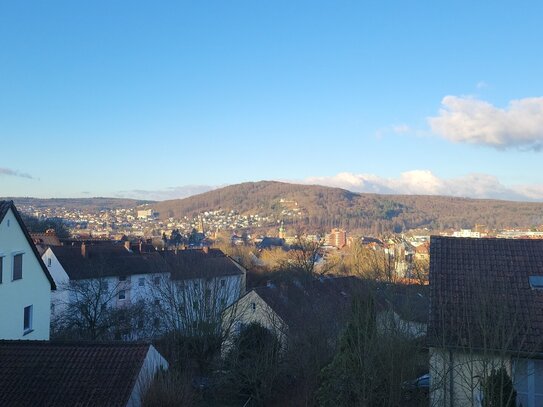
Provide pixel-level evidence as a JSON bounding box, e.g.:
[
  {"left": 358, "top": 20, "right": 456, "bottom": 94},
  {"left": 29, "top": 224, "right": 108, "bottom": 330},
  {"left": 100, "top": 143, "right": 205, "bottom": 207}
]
[
  {"left": 0, "top": 200, "right": 11, "bottom": 223},
  {"left": 374, "top": 282, "right": 429, "bottom": 324},
  {"left": 51, "top": 245, "right": 243, "bottom": 281},
  {"left": 252, "top": 276, "right": 429, "bottom": 333},
  {"left": 0, "top": 340, "right": 152, "bottom": 407},
  {"left": 257, "top": 237, "right": 285, "bottom": 249},
  {"left": 252, "top": 276, "right": 369, "bottom": 334},
  {"left": 428, "top": 236, "right": 543, "bottom": 353},
  {"left": 161, "top": 248, "right": 245, "bottom": 280},
  {"left": 50, "top": 245, "right": 168, "bottom": 280},
  {"left": 0, "top": 201, "right": 56, "bottom": 290}
]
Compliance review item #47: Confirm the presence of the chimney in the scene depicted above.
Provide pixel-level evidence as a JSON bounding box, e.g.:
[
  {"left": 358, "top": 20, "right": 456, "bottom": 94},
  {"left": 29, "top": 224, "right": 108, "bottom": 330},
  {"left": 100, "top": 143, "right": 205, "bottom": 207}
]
[
  {"left": 81, "top": 242, "right": 87, "bottom": 258},
  {"left": 124, "top": 240, "right": 131, "bottom": 251},
  {"left": 202, "top": 246, "right": 209, "bottom": 254}
]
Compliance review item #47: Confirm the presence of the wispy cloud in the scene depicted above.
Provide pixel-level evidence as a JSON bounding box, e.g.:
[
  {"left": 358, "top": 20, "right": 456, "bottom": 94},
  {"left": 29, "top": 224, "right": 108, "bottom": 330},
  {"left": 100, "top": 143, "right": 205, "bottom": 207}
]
[
  {"left": 391, "top": 124, "right": 411, "bottom": 134},
  {"left": 428, "top": 96, "right": 543, "bottom": 150},
  {"left": 304, "top": 171, "right": 543, "bottom": 201},
  {"left": 0, "top": 167, "right": 35, "bottom": 179},
  {"left": 116, "top": 185, "right": 216, "bottom": 201}
]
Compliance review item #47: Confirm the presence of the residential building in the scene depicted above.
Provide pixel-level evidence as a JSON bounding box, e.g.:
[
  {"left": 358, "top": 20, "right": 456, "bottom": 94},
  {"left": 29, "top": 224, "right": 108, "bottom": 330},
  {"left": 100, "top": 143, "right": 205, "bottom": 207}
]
[
  {"left": 326, "top": 228, "right": 347, "bottom": 248},
  {"left": 0, "top": 201, "right": 56, "bottom": 340},
  {"left": 43, "top": 242, "right": 245, "bottom": 337},
  {"left": 160, "top": 248, "right": 246, "bottom": 329},
  {"left": 0, "top": 341, "right": 168, "bottom": 407},
  {"left": 428, "top": 236, "right": 543, "bottom": 407},
  {"left": 223, "top": 276, "right": 428, "bottom": 352}
]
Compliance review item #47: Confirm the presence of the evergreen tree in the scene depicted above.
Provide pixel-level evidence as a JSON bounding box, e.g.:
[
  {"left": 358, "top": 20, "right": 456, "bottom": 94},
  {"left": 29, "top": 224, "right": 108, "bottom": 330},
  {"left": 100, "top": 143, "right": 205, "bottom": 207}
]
[
  {"left": 317, "top": 296, "right": 377, "bottom": 406},
  {"left": 482, "top": 367, "right": 516, "bottom": 407}
]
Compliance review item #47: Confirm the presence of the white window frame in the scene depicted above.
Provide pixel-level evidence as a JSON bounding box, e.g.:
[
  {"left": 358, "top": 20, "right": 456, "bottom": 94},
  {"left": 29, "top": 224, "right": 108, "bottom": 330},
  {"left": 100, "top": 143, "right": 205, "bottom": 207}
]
[
  {"left": 0, "top": 253, "right": 4, "bottom": 284},
  {"left": 23, "top": 305, "right": 33, "bottom": 335},
  {"left": 12, "top": 251, "right": 24, "bottom": 281}
]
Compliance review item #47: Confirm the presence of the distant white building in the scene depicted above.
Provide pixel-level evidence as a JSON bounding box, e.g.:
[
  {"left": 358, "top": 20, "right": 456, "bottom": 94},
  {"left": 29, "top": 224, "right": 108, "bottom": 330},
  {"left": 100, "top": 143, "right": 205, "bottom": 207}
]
[
  {"left": 136, "top": 208, "right": 157, "bottom": 220},
  {"left": 0, "top": 201, "right": 56, "bottom": 340},
  {"left": 452, "top": 229, "right": 481, "bottom": 238}
]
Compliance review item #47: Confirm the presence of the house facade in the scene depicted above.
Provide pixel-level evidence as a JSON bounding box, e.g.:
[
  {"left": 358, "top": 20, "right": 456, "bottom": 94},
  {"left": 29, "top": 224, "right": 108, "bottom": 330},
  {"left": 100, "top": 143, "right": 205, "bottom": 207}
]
[
  {"left": 428, "top": 236, "right": 543, "bottom": 407},
  {"left": 44, "top": 243, "right": 246, "bottom": 338},
  {"left": 224, "top": 277, "right": 374, "bottom": 352},
  {"left": 0, "top": 201, "right": 55, "bottom": 340}
]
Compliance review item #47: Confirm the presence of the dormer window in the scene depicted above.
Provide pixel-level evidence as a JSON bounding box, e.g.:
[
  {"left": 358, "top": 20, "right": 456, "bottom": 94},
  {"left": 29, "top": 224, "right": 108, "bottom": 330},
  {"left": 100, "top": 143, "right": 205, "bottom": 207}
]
[{"left": 529, "top": 276, "right": 543, "bottom": 289}]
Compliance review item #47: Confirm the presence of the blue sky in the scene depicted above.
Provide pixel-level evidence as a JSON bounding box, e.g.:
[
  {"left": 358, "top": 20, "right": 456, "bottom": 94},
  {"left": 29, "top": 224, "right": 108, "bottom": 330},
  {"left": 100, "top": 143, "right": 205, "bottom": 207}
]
[{"left": 2, "top": 1, "right": 543, "bottom": 200}]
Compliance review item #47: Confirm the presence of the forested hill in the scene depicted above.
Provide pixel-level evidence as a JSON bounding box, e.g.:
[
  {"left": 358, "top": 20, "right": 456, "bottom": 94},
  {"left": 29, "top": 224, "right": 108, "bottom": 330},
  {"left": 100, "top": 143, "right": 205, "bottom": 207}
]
[{"left": 155, "top": 181, "right": 543, "bottom": 233}]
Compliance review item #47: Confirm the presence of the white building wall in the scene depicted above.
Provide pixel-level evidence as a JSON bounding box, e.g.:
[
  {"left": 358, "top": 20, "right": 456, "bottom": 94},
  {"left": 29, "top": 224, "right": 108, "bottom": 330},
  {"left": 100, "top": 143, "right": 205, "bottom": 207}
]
[
  {"left": 43, "top": 248, "right": 70, "bottom": 317},
  {"left": 0, "top": 208, "right": 51, "bottom": 340},
  {"left": 127, "top": 345, "right": 169, "bottom": 407},
  {"left": 429, "top": 347, "right": 512, "bottom": 407},
  {"left": 222, "top": 290, "right": 288, "bottom": 355},
  {"left": 47, "top": 252, "right": 246, "bottom": 338}
]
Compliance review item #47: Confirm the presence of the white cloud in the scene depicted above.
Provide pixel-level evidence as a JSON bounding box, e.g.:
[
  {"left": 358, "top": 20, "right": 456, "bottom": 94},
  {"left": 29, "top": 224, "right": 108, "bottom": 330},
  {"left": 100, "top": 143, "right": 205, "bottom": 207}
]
[
  {"left": 0, "top": 167, "right": 34, "bottom": 179},
  {"left": 428, "top": 96, "right": 543, "bottom": 150},
  {"left": 305, "top": 171, "right": 543, "bottom": 201}
]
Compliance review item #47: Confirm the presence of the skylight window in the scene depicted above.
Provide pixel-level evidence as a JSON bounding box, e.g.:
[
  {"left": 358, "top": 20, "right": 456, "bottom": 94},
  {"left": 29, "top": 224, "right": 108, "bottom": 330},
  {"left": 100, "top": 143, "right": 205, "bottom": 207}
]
[{"left": 529, "top": 276, "right": 543, "bottom": 289}]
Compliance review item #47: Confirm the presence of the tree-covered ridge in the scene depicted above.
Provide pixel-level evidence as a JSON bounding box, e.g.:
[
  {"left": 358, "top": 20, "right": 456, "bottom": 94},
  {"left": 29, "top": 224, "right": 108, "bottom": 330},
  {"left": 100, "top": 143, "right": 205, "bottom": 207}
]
[{"left": 155, "top": 181, "right": 543, "bottom": 233}]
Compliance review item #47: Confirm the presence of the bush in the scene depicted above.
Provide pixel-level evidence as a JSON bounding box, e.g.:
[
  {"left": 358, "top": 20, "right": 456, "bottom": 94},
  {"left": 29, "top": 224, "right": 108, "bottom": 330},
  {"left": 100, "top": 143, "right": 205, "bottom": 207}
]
[
  {"left": 482, "top": 367, "right": 516, "bottom": 407},
  {"left": 142, "top": 369, "right": 194, "bottom": 407}
]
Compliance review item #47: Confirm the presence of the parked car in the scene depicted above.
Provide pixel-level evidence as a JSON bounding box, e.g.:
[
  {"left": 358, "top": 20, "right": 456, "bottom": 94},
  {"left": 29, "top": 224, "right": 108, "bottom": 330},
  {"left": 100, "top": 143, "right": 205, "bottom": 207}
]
[{"left": 401, "top": 373, "right": 429, "bottom": 400}]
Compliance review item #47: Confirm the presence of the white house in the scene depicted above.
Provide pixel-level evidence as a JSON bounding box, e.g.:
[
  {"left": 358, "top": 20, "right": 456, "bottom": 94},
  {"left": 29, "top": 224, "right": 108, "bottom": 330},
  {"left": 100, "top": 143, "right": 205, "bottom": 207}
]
[
  {"left": 43, "top": 242, "right": 245, "bottom": 337},
  {"left": 0, "top": 201, "right": 56, "bottom": 340}
]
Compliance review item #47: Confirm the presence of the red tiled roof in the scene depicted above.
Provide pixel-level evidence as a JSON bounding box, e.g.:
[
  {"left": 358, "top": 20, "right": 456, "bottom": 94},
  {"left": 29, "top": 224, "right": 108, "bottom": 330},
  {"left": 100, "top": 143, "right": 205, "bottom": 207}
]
[{"left": 0, "top": 341, "right": 151, "bottom": 407}]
